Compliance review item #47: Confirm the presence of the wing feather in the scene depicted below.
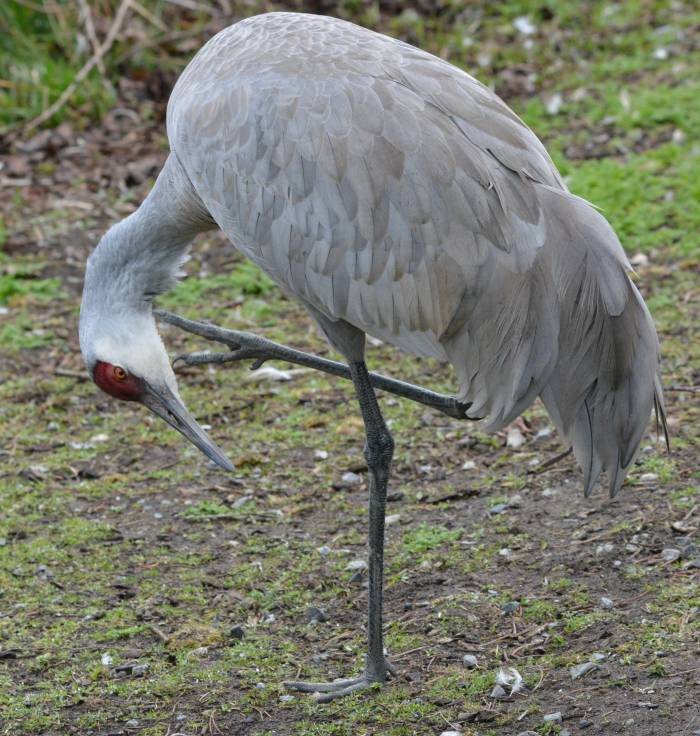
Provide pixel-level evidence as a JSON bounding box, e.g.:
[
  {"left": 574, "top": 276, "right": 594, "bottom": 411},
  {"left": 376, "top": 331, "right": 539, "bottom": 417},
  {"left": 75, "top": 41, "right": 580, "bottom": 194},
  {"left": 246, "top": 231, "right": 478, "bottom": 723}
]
[{"left": 166, "top": 13, "right": 663, "bottom": 480}]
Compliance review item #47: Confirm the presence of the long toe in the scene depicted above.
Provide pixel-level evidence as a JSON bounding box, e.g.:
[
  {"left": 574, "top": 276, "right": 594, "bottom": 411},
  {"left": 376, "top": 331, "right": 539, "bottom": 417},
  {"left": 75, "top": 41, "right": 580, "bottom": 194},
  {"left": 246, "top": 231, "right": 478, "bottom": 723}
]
[
  {"left": 283, "top": 675, "right": 380, "bottom": 702},
  {"left": 283, "top": 676, "right": 365, "bottom": 694}
]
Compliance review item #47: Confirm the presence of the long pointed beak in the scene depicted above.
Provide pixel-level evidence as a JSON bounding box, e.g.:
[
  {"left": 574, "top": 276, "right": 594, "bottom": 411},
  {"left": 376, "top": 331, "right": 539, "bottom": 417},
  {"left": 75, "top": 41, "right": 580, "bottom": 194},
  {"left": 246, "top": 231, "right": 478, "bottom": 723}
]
[{"left": 140, "top": 382, "right": 234, "bottom": 471}]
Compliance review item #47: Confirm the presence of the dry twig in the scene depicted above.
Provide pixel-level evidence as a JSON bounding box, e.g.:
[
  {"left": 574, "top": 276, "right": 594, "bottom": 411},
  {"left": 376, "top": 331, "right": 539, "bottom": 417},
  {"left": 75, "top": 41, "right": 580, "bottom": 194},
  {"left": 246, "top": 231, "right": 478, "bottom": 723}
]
[
  {"left": 24, "top": 0, "right": 132, "bottom": 134},
  {"left": 76, "top": 0, "right": 106, "bottom": 75}
]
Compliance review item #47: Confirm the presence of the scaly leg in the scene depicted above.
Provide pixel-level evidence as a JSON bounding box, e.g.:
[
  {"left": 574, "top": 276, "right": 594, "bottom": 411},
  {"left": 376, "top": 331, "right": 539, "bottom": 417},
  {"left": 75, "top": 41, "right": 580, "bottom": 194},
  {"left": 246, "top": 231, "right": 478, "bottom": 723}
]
[
  {"left": 156, "top": 310, "right": 472, "bottom": 420},
  {"left": 284, "top": 360, "right": 395, "bottom": 701}
]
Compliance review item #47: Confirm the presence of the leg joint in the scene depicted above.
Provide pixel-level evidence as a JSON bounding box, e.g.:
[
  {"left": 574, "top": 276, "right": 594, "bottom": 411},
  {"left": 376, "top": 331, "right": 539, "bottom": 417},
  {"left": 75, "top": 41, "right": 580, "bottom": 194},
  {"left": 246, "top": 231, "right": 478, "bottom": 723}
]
[{"left": 364, "top": 428, "right": 394, "bottom": 468}]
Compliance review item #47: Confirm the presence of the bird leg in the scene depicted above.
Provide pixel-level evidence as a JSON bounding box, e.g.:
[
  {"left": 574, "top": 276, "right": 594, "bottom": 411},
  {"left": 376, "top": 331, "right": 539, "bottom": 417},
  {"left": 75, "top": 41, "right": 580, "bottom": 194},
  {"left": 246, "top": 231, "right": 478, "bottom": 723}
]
[
  {"left": 156, "top": 310, "right": 472, "bottom": 420},
  {"left": 285, "top": 360, "right": 395, "bottom": 701}
]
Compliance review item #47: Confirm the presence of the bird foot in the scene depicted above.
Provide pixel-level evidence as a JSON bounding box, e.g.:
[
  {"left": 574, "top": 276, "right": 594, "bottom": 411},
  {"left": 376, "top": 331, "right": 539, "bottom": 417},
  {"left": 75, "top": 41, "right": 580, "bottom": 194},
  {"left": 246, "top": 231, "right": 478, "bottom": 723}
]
[
  {"left": 156, "top": 311, "right": 287, "bottom": 371},
  {"left": 284, "top": 660, "right": 396, "bottom": 703}
]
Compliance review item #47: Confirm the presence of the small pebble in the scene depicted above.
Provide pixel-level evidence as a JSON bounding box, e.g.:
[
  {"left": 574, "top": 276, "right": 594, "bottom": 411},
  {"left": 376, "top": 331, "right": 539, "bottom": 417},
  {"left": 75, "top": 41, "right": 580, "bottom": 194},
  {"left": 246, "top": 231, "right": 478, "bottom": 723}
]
[
  {"left": 439, "top": 732, "right": 462, "bottom": 736},
  {"left": 596, "top": 542, "right": 615, "bottom": 555},
  {"left": 341, "top": 471, "right": 361, "bottom": 485},
  {"left": 570, "top": 661, "right": 597, "bottom": 680},
  {"left": 501, "top": 601, "right": 520, "bottom": 615},
  {"left": 506, "top": 427, "right": 526, "bottom": 448},
  {"left": 516, "top": 732, "right": 539, "bottom": 736},
  {"left": 255, "top": 682, "right": 266, "bottom": 689},
  {"left": 489, "top": 503, "right": 509, "bottom": 515},
  {"left": 279, "top": 694, "right": 295, "bottom": 702},
  {"left": 101, "top": 653, "right": 113, "bottom": 666},
  {"left": 599, "top": 596, "right": 614, "bottom": 610},
  {"left": 314, "top": 450, "right": 328, "bottom": 460},
  {"left": 306, "top": 606, "right": 327, "bottom": 624},
  {"left": 661, "top": 548, "right": 681, "bottom": 562},
  {"left": 639, "top": 472, "right": 658, "bottom": 482},
  {"left": 591, "top": 652, "right": 606, "bottom": 662},
  {"left": 630, "top": 252, "right": 649, "bottom": 267},
  {"left": 345, "top": 559, "right": 367, "bottom": 571},
  {"left": 513, "top": 15, "right": 536, "bottom": 35},
  {"left": 385, "top": 514, "right": 401, "bottom": 526},
  {"left": 317, "top": 545, "right": 332, "bottom": 556},
  {"left": 543, "top": 712, "right": 563, "bottom": 723},
  {"left": 462, "top": 654, "right": 478, "bottom": 669},
  {"left": 125, "top": 720, "right": 139, "bottom": 728},
  {"left": 132, "top": 663, "right": 149, "bottom": 677},
  {"left": 490, "top": 684, "right": 507, "bottom": 699},
  {"left": 461, "top": 460, "right": 476, "bottom": 470},
  {"left": 229, "top": 625, "right": 245, "bottom": 641}
]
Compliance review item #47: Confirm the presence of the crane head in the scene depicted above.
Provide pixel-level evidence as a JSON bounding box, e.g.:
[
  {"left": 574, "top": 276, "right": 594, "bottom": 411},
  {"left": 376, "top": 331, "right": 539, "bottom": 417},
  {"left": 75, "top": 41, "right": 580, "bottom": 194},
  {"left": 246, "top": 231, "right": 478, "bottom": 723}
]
[{"left": 80, "top": 307, "right": 234, "bottom": 472}]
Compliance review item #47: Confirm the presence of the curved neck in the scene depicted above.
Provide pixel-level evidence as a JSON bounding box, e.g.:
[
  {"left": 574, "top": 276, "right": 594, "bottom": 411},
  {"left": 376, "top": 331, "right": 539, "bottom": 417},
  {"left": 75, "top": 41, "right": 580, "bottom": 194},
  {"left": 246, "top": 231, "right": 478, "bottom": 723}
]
[{"left": 84, "top": 154, "right": 214, "bottom": 313}]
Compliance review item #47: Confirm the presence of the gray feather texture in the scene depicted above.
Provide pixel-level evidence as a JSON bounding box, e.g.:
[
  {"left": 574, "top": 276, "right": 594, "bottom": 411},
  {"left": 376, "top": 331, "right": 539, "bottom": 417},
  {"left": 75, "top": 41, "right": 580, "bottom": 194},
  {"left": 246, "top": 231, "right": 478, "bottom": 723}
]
[{"left": 127, "top": 12, "right": 663, "bottom": 494}]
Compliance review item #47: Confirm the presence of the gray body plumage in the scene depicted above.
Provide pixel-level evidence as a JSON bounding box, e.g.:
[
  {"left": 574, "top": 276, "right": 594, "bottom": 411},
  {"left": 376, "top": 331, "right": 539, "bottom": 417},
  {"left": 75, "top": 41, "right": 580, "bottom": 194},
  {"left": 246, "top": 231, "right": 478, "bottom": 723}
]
[{"left": 84, "top": 12, "right": 666, "bottom": 496}]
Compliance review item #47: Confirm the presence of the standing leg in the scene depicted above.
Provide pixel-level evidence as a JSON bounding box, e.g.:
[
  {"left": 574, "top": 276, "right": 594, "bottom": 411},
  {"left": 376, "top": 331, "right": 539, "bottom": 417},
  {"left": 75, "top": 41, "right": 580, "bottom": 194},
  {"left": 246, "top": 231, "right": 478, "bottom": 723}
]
[
  {"left": 351, "top": 360, "right": 395, "bottom": 682},
  {"left": 284, "top": 360, "right": 395, "bottom": 701}
]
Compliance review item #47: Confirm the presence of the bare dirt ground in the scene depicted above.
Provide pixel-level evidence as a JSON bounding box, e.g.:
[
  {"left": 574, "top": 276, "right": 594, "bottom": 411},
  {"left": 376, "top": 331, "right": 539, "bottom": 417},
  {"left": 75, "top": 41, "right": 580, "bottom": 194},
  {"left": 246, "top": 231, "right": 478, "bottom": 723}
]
[{"left": 1, "top": 3, "right": 699, "bottom": 735}]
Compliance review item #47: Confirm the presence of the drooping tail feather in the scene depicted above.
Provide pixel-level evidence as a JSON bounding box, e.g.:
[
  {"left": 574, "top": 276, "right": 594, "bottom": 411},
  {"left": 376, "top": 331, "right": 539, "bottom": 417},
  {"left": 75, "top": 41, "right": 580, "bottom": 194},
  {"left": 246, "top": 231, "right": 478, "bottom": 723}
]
[{"left": 538, "top": 187, "right": 667, "bottom": 497}]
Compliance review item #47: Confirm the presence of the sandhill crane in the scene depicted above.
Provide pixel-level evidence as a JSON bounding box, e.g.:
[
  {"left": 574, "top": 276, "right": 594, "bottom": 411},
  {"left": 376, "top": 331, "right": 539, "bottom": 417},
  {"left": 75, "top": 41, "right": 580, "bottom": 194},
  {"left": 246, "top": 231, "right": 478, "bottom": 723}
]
[{"left": 80, "top": 13, "right": 667, "bottom": 701}]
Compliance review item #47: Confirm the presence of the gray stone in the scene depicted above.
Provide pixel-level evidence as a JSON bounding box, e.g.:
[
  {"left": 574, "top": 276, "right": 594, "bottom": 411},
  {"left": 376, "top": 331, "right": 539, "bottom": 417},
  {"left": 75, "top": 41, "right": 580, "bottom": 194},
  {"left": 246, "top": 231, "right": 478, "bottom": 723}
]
[
  {"left": 544, "top": 712, "right": 562, "bottom": 723},
  {"left": 462, "top": 654, "right": 478, "bottom": 669},
  {"left": 489, "top": 503, "right": 509, "bottom": 515},
  {"left": 570, "top": 661, "right": 597, "bottom": 680},
  {"left": 306, "top": 606, "right": 327, "bottom": 624},
  {"left": 490, "top": 684, "right": 507, "bottom": 699},
  {"left": 229, "top": 625, "right": 245, "bottom": 641},
  {"left": 661, "top": 548, "right": 681, "bottom": 562},
  {"left": 599, "top": 596, "right": 614, "bottom": 610},
  {"left": 501, "top": 601, "right": 520, "bottom": 615},
  {"left": 345, "top": 559, "right": 367, "bottom": 571}
]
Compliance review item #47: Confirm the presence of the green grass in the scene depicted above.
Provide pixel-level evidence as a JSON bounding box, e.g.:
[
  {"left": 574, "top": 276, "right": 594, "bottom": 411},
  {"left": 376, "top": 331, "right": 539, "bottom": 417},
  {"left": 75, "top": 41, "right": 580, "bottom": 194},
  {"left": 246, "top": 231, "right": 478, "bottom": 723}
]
[{"left": 1, "top": 1, "right": 699, "bottom": 734}]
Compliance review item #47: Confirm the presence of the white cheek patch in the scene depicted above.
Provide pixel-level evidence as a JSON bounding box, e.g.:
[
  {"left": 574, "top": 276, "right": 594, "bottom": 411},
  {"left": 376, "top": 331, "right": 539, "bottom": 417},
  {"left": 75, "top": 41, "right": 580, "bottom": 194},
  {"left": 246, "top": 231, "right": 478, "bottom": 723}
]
[{"left": 93, "top": 316, "right": 180, "bottom": 397}]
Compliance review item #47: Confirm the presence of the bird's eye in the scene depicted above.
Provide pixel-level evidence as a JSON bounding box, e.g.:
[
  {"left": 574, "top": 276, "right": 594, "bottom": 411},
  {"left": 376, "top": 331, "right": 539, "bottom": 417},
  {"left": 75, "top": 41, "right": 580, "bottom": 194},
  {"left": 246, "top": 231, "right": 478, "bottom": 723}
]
[{"left": 113, "top": 366, "right": 127, "bottom": 381}]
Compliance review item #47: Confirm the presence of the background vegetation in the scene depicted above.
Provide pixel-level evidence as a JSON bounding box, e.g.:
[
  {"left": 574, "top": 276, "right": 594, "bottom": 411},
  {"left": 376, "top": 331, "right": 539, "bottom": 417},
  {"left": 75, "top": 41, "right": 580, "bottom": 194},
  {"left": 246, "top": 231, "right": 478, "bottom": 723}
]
[{"left": 0, "top": 1, "right": 698, "bottom": 735}]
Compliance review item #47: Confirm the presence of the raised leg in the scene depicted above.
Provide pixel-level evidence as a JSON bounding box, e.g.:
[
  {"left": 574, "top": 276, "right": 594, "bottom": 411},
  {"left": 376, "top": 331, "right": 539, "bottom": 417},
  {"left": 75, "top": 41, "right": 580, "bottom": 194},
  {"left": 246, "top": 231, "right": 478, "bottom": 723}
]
[
  {"left": 156, "top": 309, "right": 473, "bottom": 420},
  {"left": 284, "top": 360, "right": 395, "bottom": 701}
]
